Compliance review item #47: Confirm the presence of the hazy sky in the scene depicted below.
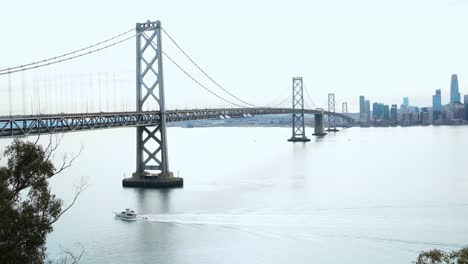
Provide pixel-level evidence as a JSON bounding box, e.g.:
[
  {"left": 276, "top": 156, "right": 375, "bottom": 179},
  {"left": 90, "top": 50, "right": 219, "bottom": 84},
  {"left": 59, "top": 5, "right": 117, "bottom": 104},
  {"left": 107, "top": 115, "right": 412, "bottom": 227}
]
[{"left": 1, "top": 0, "right": 468, "bottom": 113}]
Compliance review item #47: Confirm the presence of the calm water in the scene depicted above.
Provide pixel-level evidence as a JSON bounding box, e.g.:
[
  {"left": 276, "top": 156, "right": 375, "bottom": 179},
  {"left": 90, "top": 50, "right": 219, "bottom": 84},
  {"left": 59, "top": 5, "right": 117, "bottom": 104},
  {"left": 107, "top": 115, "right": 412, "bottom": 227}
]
[{"left": 2, "top": 126, "right": 468, "bottom": 263}]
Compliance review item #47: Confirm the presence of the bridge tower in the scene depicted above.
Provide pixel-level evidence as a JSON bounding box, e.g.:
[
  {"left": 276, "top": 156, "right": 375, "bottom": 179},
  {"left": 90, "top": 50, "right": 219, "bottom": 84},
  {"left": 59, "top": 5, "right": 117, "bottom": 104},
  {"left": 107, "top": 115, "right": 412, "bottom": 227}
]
[
  {"left": 342, "top": 102, "right": 348, "bottom": 113},
  {"left": 288, "top": 77, "right": 310, "bottom": 142},
  {"left": 326, "top": 93, "right": 339, "bottom": 132},
  {"left": 341, "top": 102, "right": 348, "bottom": 127},
  {"left": 123, "top": 20, "right": 183, "bottom": 188}
]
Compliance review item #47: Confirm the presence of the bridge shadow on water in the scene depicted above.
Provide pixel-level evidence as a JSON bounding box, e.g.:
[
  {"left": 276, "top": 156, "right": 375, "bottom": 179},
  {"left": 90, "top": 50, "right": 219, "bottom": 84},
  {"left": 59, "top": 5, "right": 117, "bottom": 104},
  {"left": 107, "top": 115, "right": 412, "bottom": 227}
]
[{"left": 135, "top": 188, "right": 174, "bottom": 214}]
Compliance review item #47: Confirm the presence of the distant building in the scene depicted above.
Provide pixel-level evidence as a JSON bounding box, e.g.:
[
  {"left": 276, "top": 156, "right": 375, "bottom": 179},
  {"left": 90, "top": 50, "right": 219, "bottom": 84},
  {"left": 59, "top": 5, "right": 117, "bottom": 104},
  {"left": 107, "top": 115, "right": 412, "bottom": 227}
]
[
  {"left": 465, "top": 95, "right": 468, "bottom": 121},
  {"left": 446, "top": 110, "right": 455, "bottom": 120},
  {"left": 379, "top": 104, "right": 385, "bottom": 120},
  {"left": 372, "top": 102, "right": 380, "bottom": 120},
  {"left": 454, "top": 103, "right": 465, "bottom": 119},
  {"left": 371, "top": 102, "right": 388, "bottom": 121},
  {"left": 383, "top": 105, "right": 390, "bottom": 120},
  {"left": 421, "top": 107, "right": 431, "bottom": 125},
  {"left": 432, "top": 89, "right": 442, "bottom": 120},
  {"left": 450, "top": 74, "right": 461, "bottom": 104},
  {"left": 432, "top": 89, "right": 442, "bottom": 111},
  {"left": 390, "top": 104, "right": 398, "bottom": 122},
  {"left": 401, "top": 97, "right": 409, "bottom": 112},
  {"left": 359, "top": 96, "right": 365, "bottom": 119},
  {"left": 364, "top": 100, "right": 371, "bottom": 121}
]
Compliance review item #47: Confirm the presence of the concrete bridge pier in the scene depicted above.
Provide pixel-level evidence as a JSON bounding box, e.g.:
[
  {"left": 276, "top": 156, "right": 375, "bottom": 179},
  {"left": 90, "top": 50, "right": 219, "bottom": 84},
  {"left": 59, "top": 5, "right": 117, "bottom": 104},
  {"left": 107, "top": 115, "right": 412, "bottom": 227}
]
[{"left": 313, "top": 112, "right": 327, "bottom": 136}]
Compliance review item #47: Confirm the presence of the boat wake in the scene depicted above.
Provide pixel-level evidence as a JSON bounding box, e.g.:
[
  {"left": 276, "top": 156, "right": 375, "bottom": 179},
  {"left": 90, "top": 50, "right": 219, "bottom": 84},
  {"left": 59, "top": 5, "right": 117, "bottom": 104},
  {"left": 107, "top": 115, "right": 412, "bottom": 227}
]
[{"left": 139, "top": 213, "right": 465, "bottom": 249}]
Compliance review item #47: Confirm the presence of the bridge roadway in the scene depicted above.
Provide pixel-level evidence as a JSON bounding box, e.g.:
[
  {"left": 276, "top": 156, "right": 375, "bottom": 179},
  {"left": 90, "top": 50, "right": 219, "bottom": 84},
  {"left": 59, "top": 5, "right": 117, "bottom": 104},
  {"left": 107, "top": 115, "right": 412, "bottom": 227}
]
[{"left": 0, "top": 108, "right": 354, "bottom": 138}]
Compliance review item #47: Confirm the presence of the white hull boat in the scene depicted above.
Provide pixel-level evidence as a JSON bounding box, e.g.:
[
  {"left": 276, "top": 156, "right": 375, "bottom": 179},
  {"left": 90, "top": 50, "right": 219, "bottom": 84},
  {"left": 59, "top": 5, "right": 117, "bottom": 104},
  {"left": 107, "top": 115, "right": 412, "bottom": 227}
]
[{"left": 114, "top": 208, "right": 137, "bottom": 220}]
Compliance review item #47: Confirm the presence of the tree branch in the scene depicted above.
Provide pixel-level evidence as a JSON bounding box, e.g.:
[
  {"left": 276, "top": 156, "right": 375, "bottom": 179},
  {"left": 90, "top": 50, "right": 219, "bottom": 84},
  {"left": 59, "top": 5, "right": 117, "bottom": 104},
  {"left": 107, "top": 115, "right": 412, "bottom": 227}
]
[
  {"left": 47, "top": 146, "right": 83, "bottom": 180},
  {"left": 58, "top": 244, "right": 85, "bottom": 264},
  {"left": 48, "top": 177, "right": 88, "bottom": 225}
]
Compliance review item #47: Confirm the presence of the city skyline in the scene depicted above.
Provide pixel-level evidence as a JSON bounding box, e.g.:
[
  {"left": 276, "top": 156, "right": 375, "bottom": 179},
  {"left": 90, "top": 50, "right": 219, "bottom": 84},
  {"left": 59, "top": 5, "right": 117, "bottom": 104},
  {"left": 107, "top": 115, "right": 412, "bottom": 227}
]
[
  {"left": 358, "top": 73, "right": 468, "bottom": 125},
  {"left": 361, "top": 73, "right": 465, "bottom": 110}
]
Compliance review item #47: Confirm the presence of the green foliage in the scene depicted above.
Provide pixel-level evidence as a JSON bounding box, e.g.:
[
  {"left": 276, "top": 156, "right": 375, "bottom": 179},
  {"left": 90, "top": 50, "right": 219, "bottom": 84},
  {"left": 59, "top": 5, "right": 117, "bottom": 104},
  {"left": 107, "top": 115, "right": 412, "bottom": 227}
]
[
  {"left": 0, "top": 139, "right": 81, "bottom": 263},
  {"left": 416, "top": 247, "right": 468, "bottom": 264}
]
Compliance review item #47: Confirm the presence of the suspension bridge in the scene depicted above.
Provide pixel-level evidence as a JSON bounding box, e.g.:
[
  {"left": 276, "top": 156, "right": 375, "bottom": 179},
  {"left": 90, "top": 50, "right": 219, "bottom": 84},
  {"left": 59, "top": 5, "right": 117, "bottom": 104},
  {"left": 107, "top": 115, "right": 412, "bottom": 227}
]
[{"left": 0, "top": 20, "right": 354, "bottom": 188}]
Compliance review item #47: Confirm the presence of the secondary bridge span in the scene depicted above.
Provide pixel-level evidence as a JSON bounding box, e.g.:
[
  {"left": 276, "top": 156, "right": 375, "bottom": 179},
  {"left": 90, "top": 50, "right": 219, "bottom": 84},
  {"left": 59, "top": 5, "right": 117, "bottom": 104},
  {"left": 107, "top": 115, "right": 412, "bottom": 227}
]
[{"left": 0, "top": 108, "right": 353, "bottom": 138}]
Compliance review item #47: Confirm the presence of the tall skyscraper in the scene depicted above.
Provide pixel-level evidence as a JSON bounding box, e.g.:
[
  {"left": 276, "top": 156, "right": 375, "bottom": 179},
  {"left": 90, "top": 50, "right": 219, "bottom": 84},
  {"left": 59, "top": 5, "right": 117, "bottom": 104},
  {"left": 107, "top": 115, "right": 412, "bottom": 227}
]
[
  {"left": 364, "top": 100, "right": 371, "bottom": 121},
  {"left": 450, "top": 74, "right": 461, "bottom": 104},
  {"left": 403, "top": 97, "right": 409, "bottom": 107},
  {"left": 371, "top": 102, "right": 387, "bottom": 120},
  {"left": 372, "top": 103, "right": 379, "bottom": 120},
  {"left": 379, "top": 103, "right": 385, "bottom": 120},
  {"left": 383, "top": 105, "right": 390, "bottom": 120},
  {"left": 359, "top": 96, "right": 365, "bottom": 119},
  {"left": 432, "top": 89, "right": 442, "bottom": 115}
]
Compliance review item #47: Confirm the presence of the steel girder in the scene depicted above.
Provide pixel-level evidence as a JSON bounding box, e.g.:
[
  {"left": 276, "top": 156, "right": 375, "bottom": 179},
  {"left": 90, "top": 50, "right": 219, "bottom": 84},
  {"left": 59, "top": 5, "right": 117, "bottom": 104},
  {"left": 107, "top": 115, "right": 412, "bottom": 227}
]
[
  {"left": 0, "top": 108, "right": 355, "bottom": 138},
  {"left": 0, "top": 112, "right": 160, "bottom": 137}
]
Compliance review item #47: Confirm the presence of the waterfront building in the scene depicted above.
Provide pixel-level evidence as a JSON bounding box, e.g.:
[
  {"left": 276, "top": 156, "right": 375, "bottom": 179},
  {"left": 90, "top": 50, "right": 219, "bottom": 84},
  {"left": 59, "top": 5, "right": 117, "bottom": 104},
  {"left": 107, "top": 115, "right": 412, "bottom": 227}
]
[
  {"left": 383, "top": 105, "right": 390, "bottom": 120},
  {"left": 410, "top": 109, "right": 420, "bottom": 124},
  {"left": 401, "top": 97, "right": 409, "bottom": 112},
  {"left": 421, "top": 112, "right": 430, "bottom": 125},
  {"left": 454, "top": 103, "right": 465, "bottom": 119},
  {"left": 421, "top": 107, "right": 431, "bottom": 125},
  {"left": 432, "top": 89, "right": 442, "bottom": 111},
  {"left": 372, "top": 102, "right": 380, "bottom": 120},
  {"left": 390, "top": 104, "right": 398, "bottom": 122},
  {"left": 401, "top": 112, "right": 410, "bottom": 125},
  {"left": 372, "top": 102, "right": 387, "bottom": 120},
  {"left": 433, "top": 89, "right": 442, "bottom": 120},
  {"left": 446, "top": 110, "right": 455, "bottom": 120},
  {"left": 465, "top": 95, "right": 468, "bottom": 121},
  {"left": 450, "top": 74, "right": 461, "bottom": 104},
  {"left": 364, "top": 100, "right": 371, "bottom": 121},
  {"left": 359, "top": 96, "right": 365, "bottom": 120}
]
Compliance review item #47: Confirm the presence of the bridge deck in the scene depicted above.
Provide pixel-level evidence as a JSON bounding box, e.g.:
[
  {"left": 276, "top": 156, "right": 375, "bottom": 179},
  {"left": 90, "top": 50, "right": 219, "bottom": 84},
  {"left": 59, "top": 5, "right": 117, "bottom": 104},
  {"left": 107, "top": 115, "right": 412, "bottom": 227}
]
[{"left": 0, "top": 108, "right": 353, "bottom": 138}]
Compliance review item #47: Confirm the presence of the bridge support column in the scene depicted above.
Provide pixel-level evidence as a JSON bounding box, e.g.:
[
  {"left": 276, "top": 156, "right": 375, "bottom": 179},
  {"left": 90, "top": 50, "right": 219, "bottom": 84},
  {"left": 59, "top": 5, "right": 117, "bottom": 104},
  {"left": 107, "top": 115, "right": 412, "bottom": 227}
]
[
  {"left": 288, "top": 77, "right": 310, "bottom": 142},
  {"left": 313, "top": 111, "right": 327, "bottom": 136},
  {"left": 341, "top": 102, "right": 349, "bottom": 128},
  {"left": 326, "top": 93, "right": 339, "bottom": 132},
  {"left": 123, "top": 20, "right": 183, "bottom": 188}
]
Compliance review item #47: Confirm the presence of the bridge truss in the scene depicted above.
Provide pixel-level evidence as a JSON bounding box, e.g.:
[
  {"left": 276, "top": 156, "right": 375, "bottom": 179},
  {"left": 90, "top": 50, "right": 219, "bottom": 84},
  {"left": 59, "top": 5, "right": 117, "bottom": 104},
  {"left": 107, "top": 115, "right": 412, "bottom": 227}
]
[{"left": 0, "top": 108, "right": 353, "bottom": 138}]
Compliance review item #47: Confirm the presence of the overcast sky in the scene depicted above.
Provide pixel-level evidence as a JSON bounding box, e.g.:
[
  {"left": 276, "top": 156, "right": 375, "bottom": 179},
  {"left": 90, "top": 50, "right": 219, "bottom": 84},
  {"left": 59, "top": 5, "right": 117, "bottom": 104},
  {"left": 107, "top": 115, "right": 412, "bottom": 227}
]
[{"left": 1, "top": 0, "right": 467, "bottom": 113}]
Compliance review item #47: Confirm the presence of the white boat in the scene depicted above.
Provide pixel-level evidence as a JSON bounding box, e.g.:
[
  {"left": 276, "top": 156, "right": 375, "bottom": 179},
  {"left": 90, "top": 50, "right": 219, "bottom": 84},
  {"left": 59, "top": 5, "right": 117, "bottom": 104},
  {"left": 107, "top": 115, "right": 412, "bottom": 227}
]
[{"left": 114, "top": 208, "right": 137, "bottom": 220}]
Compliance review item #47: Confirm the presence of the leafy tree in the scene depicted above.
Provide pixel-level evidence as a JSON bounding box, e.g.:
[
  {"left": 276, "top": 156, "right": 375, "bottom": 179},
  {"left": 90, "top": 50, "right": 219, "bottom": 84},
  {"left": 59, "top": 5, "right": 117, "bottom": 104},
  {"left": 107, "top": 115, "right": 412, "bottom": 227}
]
[
  {"left": 0, "top": 138, "right": 84, "bottom": 263},
  {"left": 416, "top": 247, "right": 468, "bottom": 264}
]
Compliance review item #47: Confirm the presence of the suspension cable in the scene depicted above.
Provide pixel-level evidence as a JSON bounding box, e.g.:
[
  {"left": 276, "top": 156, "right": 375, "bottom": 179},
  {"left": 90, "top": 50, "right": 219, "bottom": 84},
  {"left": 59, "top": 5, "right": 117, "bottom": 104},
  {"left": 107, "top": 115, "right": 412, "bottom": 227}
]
[
  {"left": 162, "top": 51, "right": 247, "bottom": 108},
  {"left": 269, "top": 94, "right": 291, "bottom": 108},
  {"left": 262, "top": 90, "right": 290, "bottom": 108},
  {"left": 0, "top": 28, "right": 134, "bottom": 73},
  {"left": 161, "top": 27, "right": 256, "bottom": 108},
  {"left": 0, "top": 35, "right": 136, "bottom": 76},
  {"left": 303, "top": 85, "right": 317, "bottom": 109}
]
